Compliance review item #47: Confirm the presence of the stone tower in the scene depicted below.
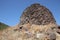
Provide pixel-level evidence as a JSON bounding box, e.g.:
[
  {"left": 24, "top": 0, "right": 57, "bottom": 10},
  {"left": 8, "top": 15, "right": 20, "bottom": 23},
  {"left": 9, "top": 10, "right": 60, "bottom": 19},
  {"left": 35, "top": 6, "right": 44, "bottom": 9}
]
[
  {"left": 20, "top": 3, "right": 56, "bottom": 25},
  {"left": 18, "top": 3, "right": 57, "bottom": 40}
]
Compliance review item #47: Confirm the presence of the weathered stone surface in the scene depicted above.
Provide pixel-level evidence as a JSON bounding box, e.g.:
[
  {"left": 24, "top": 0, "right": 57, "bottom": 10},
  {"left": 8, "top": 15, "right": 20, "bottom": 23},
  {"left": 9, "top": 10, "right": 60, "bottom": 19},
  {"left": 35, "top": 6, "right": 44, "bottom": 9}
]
[
  {"left": 20, "top": 3, "right": 56, "bottom": 25},
  {"left": 0, "top": 23, "right": 57, "bottom": 40},
  {"left": 0, "top": 3, "right": 60, "bottom": 40}
]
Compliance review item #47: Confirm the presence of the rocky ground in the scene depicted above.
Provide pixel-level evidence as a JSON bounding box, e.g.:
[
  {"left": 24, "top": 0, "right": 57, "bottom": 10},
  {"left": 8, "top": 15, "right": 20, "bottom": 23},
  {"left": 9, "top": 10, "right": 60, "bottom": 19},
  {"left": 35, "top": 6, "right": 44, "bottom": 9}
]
[{"left": 0, "top": 23, "right": 60, "bottom": 40}]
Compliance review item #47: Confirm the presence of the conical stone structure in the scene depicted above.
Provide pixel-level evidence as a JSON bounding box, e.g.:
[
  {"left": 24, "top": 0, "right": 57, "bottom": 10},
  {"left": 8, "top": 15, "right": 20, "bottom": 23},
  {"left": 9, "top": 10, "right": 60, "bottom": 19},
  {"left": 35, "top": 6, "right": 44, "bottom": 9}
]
[
  {"left": 17, "top": 3, "right": 57, "bottom": 40},
  {"left": 20, "top": 3, "right": 56, "bottom": 25}
]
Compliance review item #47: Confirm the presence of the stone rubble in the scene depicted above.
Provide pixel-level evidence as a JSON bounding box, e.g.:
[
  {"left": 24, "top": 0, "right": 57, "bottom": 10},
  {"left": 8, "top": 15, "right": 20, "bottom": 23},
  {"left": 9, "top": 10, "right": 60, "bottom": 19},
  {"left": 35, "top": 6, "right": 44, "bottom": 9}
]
[{"left": 0, "top": 23, "right": 58, "bottom": 40}]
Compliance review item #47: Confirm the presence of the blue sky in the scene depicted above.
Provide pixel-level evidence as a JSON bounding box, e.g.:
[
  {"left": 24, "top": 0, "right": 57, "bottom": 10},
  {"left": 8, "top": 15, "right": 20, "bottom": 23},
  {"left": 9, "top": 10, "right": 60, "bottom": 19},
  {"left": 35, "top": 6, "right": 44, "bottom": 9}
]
[{"left": 0, "top": 0, "right": 60, "bottom": 26}]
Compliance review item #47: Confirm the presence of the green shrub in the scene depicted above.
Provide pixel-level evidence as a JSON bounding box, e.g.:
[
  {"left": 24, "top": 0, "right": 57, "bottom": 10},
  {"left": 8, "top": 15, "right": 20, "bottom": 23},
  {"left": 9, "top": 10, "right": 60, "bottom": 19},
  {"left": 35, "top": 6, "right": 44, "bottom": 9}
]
[{"left": 0, "top": 22, "right": 9, "bottom": 30}]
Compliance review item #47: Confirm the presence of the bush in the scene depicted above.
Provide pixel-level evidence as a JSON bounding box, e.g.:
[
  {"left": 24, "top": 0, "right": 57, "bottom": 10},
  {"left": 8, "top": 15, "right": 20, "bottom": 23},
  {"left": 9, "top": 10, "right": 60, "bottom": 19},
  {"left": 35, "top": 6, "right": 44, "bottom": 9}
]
[{"left": 0, "top": 22, "right": 9, "bottom": 30}]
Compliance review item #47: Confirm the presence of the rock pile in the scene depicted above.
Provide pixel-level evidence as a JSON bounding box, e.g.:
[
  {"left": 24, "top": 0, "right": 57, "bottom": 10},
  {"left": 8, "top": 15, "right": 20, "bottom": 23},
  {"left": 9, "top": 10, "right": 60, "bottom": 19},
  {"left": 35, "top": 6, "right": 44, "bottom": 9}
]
[
  {"left": 20, "top": 3, "right": 56, "bottom": 25},
  {"left": 0, "top": 3, "right": 60, "bottom": 40}
]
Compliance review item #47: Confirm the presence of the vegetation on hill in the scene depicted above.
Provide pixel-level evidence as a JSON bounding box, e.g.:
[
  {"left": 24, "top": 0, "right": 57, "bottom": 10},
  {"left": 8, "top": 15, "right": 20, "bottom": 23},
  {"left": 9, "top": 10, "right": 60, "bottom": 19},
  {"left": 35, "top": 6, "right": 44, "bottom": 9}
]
[{"left": 0, "top": 22, "right": 9, "bottom": 30}]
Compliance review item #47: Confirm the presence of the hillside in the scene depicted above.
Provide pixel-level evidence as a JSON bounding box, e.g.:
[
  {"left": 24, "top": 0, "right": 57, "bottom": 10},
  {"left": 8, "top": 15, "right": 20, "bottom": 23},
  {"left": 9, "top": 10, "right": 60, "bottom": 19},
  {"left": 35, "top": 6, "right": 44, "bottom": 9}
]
[{"left": 0, "top": 22, "right": 9, "bottom": 30}]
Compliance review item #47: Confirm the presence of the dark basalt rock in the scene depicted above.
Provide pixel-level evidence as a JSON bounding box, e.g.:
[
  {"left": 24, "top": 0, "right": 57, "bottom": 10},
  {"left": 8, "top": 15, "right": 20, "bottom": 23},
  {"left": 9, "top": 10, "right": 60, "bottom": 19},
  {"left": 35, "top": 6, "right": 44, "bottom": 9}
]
[{"left": 20, "top": 3, "right": 56, "bottom": 25}]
